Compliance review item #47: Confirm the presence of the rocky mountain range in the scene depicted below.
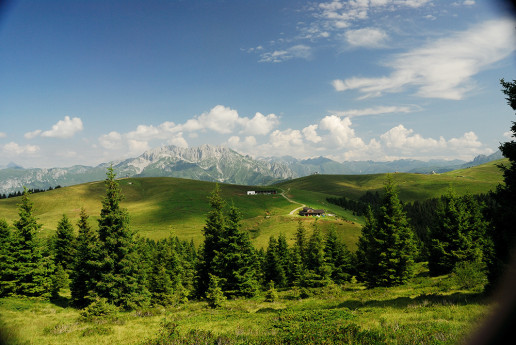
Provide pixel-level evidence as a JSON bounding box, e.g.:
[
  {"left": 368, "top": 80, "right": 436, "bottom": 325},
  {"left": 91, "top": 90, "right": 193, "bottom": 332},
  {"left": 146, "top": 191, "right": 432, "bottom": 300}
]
[{"left": 0, "top": 144, "right": 504, "bottom": 195}]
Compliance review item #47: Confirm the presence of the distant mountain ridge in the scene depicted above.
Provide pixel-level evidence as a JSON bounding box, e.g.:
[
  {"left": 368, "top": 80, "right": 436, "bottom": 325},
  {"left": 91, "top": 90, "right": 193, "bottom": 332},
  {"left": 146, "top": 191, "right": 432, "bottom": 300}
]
[{"left": 0, "top": 145, "right": 504, "bottom": 195}]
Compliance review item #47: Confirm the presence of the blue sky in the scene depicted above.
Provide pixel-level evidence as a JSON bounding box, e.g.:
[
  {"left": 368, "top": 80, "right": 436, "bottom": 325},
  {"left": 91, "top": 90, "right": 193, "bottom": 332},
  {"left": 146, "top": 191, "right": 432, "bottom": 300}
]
[{"left": 1, "top": 0, "right": 515, "bottom": 168}]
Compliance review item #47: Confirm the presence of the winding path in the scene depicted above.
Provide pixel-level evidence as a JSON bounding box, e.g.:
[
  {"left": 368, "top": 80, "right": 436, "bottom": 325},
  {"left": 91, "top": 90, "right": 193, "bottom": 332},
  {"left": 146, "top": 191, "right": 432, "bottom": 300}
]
[{"left": 279, "top": 188, "right": 306, "bottom": 215}]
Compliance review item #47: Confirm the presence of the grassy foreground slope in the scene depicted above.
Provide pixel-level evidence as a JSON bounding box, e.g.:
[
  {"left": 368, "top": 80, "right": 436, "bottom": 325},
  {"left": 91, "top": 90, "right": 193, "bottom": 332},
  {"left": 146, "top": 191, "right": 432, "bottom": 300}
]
[{"left": 0, "top": 263, "right": 490, "bottom": 345}]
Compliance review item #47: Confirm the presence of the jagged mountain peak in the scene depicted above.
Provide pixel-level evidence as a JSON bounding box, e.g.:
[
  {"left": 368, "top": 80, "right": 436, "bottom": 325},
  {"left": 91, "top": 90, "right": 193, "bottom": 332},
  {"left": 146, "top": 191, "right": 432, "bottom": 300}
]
[{"left": 0, "top": 144, "right": 504, "bottom": 195}]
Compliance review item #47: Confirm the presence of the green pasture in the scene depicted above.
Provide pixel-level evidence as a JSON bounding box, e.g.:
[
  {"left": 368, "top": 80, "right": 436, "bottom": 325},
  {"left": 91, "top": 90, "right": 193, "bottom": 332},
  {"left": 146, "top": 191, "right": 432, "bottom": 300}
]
[
  {"left": 0, "top": 159, "right": 505, "bottom": 248},
  {"left": 0, "top": 263, "right": 493, "bottom": 345},
  {"left": 278, "top": 158, "right": 506, "bottom": 202}
]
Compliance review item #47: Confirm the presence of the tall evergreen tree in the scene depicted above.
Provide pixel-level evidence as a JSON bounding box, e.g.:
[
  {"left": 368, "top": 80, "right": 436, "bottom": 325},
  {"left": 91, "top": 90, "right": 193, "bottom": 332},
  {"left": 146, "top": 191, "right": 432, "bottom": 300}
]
[
  {"left": 0, "top": 219, "right": 16, "bottom": 296},
  {"left": 213, "top": 202, "right": 259, "bottom": 297},
  {"left": 356, "top": 178, "right": 417, "bottom": 288},
  {"left": 324, "top": 226, "right": 352, "bottom": 283},
  {"left": 148, "top": 239, "right": 180, "bottom": 305},
  {"left": 264, "top": 236, "right": 287, "bottom": 288},
  {"left": 428, "top": 189, "right": 489, "bottom": 276},
  {"left": 304, "top": 221, "right": 331, "bottom": 287},
  {"left": 276, "top": 234, "right": 290, "bottom": 287},
  {"left": 11, "top": 188, "right": 52, "bottom": 297},
  {"left": 70, "top": 208, "right": 100, "bottom": 308},
  {"left": 196, "top": 184, "right": 225, "bottom": 298},
  {"left": 94, "top": 167, "right": 149, "bottom": 309},
  {"left": 488, "top": 78, "right": 516, "bottom": 287},
  {"left": 294, "top": 219, "right": 307, "bottom": 262},
  {"left": 53, "top": 214, "right": 76, "bottom": 272}
]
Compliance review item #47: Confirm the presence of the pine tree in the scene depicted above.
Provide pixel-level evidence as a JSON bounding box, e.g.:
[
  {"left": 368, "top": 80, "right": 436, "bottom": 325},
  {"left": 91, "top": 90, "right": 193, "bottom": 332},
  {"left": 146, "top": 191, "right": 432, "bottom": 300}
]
[
  {"left": 11, "top": 188, "right": 52, "bottom": 297},
  {"left": 264, "top": 280, "right": 278, "bottom": 302},
  {"left": 148, "top": 240, "right": 176, "bottom": 306},
  {"left": 94, "top": 167, "right": 149, "bottom": 309},
  {"left": 51, "top": 263, "right": 69, "bottom": 298},
  {"left": 356, "top": 178, "right": 417, "bottom": 288},
  {"left": 196, "top": 184, "right": 225, "bottom": 298},
  {"left": 0, "top": 219, "right": 16, "bottom": 296},
  {"left": 304, "top": 221, "right": 331, "bottom": 287},
  {"left": 294, "top": 219, "right": 307, "bottom": 262},
  {"left": 288, "top": 245, "right": 305, "bottom": 287},
  {"left": 324, "top": 226, "right": 352, "bottom": 283},
  {"left": 428, "top": 189, "right": 488, "bottom": 276},
  {"left": 70, "top": 208, "right": 100, "bottom": 308},
  {"left": 206, "top": 274, "right": 226, "bottom": 308},
  {"left": 488, "top": 78, "right": 516, "bottom": 287},
  {"left": 215, "top": 203, "right": 259, "bottom": 297},
  {"left": 276, "top": 234, "right": 290, "bottom": 287},
  {"left": 53, "top": 214, "right": 76, "bottom": 273},
  {"left": 264, "top": 236, "right": 287, "bottom": 288}
]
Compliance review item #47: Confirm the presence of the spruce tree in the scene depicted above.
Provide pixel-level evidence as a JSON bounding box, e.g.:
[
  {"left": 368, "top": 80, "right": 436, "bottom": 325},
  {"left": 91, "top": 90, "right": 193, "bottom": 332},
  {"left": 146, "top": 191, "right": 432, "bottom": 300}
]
[
  {"left": 206, "top": 274, "right": 226, "bottom": 308},
  {"left": 324, "top": 226, "right": 352, "bottom": 283},
  {"left": 288, "top": 245, "right": 305, "bottom": 287},
  {"left": 428, "top": 189, "right": 488, "bottom": 276},
  {"left": 70, "top": 208, "right": 100, "bottom": 308},
  {"left": 214, "top": 203, "right": 259, "bottom": 297},
  {"left": 304, "top": 221, "right": 331, "bottom": 287},
  {"left": 148, "top": 241, "right": 176, "bottom": 306},
  {"left": 264, "top": 236, "right": 287, "bottom": 288},
  {"left": 53, "top": 214, "right": 76, "bottom": 272},
  {"left": 94, "top": 167, "right": 149, "bottom": 309},
  {"left": 488, "top": 78, "right": 516, "bottom": 287},
  {"left": 11, "top": 188, "right": 52, "bottom": 297},
  {"left": 276, "top": 234, "right": 290, "bottom": 287},
  {"left": 356, "top": 178, "right": 416, "bottom": 288},
  {"left": 294, "top": 219, "right": 307, "bottom": 262},
  {"left": 196, "top": 184, "right": 225, "bottom": 298},
  {"left": 0, "top": 219, "right": 16, "bottom": 296}
]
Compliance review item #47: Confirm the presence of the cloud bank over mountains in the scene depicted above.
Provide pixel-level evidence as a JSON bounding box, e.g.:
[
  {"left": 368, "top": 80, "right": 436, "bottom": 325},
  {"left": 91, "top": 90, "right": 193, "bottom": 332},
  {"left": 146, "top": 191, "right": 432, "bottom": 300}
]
[
  {"left": 2, "top": 99, "right": 493, "bottom": 168},
  {"left": 5, "top": 101, "right": 491, "bottom": 169}
]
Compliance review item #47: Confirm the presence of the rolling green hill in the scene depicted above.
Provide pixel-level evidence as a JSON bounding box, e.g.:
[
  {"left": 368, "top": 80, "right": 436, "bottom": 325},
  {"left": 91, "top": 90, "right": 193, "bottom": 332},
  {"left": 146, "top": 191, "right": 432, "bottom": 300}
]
[
  {"left": 0, "top": 176, "right": 361, "bottom": 249},
  {"left": 278, "top": 158, "right": 507, "bottom": 202},
  {"left": 0, "top": 159, "right": 506, "bottom": 250}
]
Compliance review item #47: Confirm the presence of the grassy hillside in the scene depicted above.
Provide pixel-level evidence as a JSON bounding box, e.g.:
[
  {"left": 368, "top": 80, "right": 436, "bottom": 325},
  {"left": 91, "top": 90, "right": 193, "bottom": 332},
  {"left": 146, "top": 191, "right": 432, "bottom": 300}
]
[
  {"left": 0, "top": 263, "right": 490, "bottom": 345},
  {"left": 0, "top": 176, "right": 361, "bottom": 249},
  {"left": 278, "top": 158, "right": 506, "bottom": 203},
  {"left": 0, "top": 159, "right": 504, "bottom": 250}
]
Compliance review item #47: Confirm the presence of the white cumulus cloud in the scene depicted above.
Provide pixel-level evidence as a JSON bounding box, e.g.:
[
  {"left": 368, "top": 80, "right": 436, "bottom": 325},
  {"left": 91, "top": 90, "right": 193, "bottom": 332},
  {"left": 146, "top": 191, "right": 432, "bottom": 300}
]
[
  {"left": 24, "top": 129, "right": 42, "bottom": 139},
  {"left": 239, "top": 112, "right": 279, "bottom": 135},
  {"left": 99, "top": 131, "right": 123, "bottom": 150},
  {"left": 2, "top": 142, "right": 40, "bottom": 155},
  {"left": 183, "top": 105, "right": 239, "bottom": 134},
  {"left": 41, "top": 116, "right": 83, "bottom": 138},
  {"left": 381, "top": 125, "right": 446, "bottom": 151},
  {"left": 302, "top": 124, "right": 322, "bottom": 143}
]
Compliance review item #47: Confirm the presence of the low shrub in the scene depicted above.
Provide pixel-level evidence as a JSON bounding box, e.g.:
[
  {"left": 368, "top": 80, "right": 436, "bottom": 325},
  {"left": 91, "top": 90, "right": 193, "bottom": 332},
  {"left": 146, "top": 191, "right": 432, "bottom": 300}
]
[{"left": 79, "top": 297, "right": 119, "bottom": 322}]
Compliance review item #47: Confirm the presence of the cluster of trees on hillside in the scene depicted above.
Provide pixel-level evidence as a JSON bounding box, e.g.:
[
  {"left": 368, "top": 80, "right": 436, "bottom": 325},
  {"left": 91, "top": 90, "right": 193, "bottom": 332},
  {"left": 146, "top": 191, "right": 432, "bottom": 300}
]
[
  {"left": 328, "top": 191, "right": 494, "bottom": 259},
  {"left": 0, "top": 185, "right": 61, "bottom": 199},
  {"left": 0, "top": 80, "right": 515, "bottom": 311}
]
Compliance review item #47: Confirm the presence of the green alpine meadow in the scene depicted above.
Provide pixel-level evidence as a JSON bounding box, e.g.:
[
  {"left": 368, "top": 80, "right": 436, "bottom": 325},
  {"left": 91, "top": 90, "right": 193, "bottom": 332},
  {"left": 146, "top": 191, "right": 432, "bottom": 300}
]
[
  {"left": 0, "top": 79, "right": 515, "bottom": 343},
  {"left": 0, "top": 144, "right": 514, "bottom": 344}
]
